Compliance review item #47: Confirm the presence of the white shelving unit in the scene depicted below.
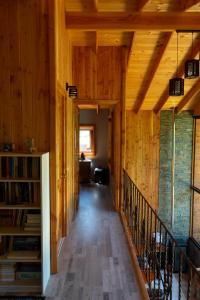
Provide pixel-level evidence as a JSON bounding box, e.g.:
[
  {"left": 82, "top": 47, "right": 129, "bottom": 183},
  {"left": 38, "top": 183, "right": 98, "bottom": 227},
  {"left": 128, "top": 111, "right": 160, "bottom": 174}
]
[{"left": 0, "top": 152, "right": 50, "bottom": 296}]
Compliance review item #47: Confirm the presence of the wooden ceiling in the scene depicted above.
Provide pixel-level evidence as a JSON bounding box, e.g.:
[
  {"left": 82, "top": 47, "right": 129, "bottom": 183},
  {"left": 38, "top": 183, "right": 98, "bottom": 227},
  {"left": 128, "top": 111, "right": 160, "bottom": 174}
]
[{"left": 65, "top": 0, "right": 200, "bottom": 111}]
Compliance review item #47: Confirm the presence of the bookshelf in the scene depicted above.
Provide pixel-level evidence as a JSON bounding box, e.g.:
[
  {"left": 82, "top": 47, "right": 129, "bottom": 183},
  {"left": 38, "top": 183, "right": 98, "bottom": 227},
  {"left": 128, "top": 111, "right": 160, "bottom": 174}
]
[{"left": 0, "top": 152, "right": 50, "bottom": 296}]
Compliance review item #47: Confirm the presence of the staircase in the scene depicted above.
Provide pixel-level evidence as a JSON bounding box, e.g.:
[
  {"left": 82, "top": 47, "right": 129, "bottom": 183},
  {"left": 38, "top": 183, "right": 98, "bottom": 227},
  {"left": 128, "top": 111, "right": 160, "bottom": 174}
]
[{"left": 122, "top": 170, "right": 200, "bottom": 300}]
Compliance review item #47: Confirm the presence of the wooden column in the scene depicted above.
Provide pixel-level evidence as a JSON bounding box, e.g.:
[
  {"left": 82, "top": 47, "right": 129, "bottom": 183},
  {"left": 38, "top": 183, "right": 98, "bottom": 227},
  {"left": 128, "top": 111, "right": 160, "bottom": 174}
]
[{"left": 48, "top": 0, "right": 57, "bottom": 273}]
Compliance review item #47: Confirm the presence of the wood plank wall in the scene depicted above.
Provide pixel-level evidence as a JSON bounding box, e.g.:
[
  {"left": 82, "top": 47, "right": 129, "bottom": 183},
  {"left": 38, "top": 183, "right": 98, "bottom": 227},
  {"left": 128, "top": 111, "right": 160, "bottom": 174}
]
[
  {"left": 0, "top": 0, "right": 49, "bottom": 151},
  {"left": 192, "top": 119, "right": 200, "bottom": 240},
  {"left": 125, "top": 111, "right": 160, "bottom": 209},
  {"left": 72, "top": 46, "right": 122, "bottom": 101},
  {"left": 72, "top": 46, "right": 123, "bottom": 209},
  {"left": 113, "top": 102, "right": 122, "bottom": 210},
  {"left": 194, "top": 99, "right": 200, "bottom": 115},
  {"left": 0, "top": 0, "right": 78, "bottom": 273},
  {"left": 49, "top": 0, "right": 79, "bottom": 272}
]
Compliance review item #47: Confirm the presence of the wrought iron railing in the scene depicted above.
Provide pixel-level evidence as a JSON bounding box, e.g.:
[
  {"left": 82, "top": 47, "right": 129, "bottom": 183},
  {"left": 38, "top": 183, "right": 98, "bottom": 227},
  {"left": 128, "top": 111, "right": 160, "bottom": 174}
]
[{"left": 123, "top": 169, "right": 200, "bottom": 300}]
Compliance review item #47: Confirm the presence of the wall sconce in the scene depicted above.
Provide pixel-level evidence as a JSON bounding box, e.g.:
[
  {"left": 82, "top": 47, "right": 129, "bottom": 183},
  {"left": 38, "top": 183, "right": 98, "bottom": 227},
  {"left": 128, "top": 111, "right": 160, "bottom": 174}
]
[{"left": 66, "top": 83, "right": 78, "bottom": 99}]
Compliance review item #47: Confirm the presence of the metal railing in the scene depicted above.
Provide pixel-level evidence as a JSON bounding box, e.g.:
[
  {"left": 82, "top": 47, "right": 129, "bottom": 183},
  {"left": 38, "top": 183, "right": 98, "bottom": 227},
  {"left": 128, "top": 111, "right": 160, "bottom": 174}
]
[{"left": 123, "top": 170, "right": 200, "bottom": 300}]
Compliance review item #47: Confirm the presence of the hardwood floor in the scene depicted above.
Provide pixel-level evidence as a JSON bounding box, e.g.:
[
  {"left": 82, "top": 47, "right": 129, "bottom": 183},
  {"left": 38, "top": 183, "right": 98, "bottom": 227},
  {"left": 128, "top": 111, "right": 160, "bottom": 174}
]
[{"left": 45, "top": 184, "right": 142, "bottom": 299}]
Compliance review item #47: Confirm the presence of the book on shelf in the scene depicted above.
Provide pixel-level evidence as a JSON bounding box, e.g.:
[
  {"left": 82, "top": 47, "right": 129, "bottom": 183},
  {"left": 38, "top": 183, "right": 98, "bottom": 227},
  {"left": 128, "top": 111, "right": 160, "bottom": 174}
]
[
  {"left": 16, "top": 263, "right": 41, "bottom": 281},
  {"left": 0, "top": 156, "right": 40, "bottom": 179},
  {"left": 0, "top": 262, "right": 16, "bottom": 281},
  {"left": 23, "top": 213, "right": 41, "bottom": 231},
  {"left": 0, "top": 152, "right": 50, "bottom": 295},
  {"left": 6, "top": 251, "right": 40, "bottom": 260},
  {"left": 0, "top": 182, "right": 40, "bottom": 205},
  {"left": 12, "top": 236, "right": 40, "bottom": 252}
]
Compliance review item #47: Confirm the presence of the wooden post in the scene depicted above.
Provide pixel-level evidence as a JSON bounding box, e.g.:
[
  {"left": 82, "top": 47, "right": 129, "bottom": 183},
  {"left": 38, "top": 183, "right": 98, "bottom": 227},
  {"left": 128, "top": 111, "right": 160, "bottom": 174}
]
[{"left": 120, "top": 47, "right": 128, "bottom": 212}]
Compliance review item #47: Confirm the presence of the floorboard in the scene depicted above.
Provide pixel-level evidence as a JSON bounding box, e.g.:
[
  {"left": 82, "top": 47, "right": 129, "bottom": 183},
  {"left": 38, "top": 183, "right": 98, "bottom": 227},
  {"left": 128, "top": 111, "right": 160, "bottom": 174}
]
[{"left": 45, "top": 184, "right": 142, "bottom": 300}]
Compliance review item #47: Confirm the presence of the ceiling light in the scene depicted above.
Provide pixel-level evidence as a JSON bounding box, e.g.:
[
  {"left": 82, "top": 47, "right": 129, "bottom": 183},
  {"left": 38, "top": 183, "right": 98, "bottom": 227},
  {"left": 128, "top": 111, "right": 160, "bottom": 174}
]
[{"left": 169, "top": 32, "right": 184, "bottom": 96}]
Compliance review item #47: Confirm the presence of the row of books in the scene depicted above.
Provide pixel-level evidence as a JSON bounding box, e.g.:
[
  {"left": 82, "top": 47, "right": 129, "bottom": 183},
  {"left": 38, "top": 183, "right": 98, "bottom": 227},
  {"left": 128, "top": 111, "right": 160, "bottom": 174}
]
[
  {"left": 0, "top": 262, "right": 41, "bottom": 282},
  {"left": 0, "top": 210, "right": 41, "bottom": 231},
  {"left": 0, "top": 263, "right": 15, "bottom": 281},
  {"left": 24, "top": 213, "right": 41, "bottom": 232},
  {"left": 0, "top": 157, "right": 40, "bottom": 179},
  {"left": 0, "top": 182, "right": 40, "bottom": 204},
  {"left": 0, "top": 236, "right": 41, "bottom": 256}
]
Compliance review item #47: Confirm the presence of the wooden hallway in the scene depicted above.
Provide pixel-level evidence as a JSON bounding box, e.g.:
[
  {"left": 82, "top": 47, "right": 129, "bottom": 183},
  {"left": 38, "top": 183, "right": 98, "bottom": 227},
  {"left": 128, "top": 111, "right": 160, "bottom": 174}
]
[{"left": 45, "top": 184, "right": 142, "bottom": 300}]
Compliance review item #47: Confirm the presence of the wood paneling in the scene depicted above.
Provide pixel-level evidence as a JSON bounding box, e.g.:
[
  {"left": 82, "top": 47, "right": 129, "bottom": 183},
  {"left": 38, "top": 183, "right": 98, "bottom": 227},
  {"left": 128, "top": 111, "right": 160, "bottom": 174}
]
[
  {"left": 97, "top": 47, "right": 122, "bottom": 100},
  {"left": 113, "top": 102, "right": 121, "bottom": 210},
  {"left": 192, "top": 119, "right": 200, "bottom": 241},
  {"left": 66, "top": 0, "right": 200, "bottom": 113},
  {"left": 49, "top": 0, "right": 79, "bottom": 272},
  {"left": 73, "top": 47, "right": 96, "bottom": 99},
  {"left": 125, "top": 111, "right": 160, "bottom": 208},
  {"left": 194, "top": 97, "right": 200, "bottom": 115},
  {"left": 0, "top": 0, "right": 49, "bottom": 152},
  {"left": 73, "top": 46, "right": 122, "bottom": 101}
]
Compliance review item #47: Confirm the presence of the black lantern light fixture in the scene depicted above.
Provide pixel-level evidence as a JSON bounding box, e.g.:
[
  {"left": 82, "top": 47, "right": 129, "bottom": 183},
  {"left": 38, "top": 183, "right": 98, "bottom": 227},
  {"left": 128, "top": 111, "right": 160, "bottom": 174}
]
[
  {"left": 66, "top": 83, "right": 78, "bottom": 99},
  {"left": 185, "top": 32, "right": 199, "bottom": 79},
  {"left": 169, "top": 32, "right": 184, "bottom": 96}
]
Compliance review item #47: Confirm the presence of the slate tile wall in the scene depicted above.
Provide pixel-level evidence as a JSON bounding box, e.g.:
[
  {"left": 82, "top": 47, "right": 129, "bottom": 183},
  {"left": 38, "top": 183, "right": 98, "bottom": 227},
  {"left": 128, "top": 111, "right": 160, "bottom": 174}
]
[{"left": 158, "top": 111, "right": 193, "bottom": 240}]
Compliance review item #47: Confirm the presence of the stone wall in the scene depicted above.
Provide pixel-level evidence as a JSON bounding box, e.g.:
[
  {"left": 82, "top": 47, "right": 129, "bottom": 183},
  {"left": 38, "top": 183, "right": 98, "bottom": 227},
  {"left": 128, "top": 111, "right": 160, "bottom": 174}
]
[{"left": 158, "top": 111, "right": 193, "bottom": 239}]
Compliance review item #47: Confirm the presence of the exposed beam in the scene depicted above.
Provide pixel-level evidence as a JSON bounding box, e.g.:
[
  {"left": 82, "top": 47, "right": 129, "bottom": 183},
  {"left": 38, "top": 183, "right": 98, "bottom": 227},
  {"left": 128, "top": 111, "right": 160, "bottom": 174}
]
[
  {"left": 95, "top": 31, "right": 98, "bottom": 53},
  {"left": 153, "top": 34, "right": 200, "bottom": 113},
  {"left": 176, "top": 78, "right": 200, "bottom": 113},
  {"left": 127, "top": 32, "right": 135, "bottom": 69},
  {"left": 78, "top": 104, "right": 98, "bottom": 110},
  {"left": 91, "top": 31, "right": 98, "bottom": 54},
  {"left": 74, "top": 99, "right": 119, "bottom": 106},
  {"left": 65, "top": 12, "right": 200, "bottom": 31},
  {"left": 134, "top": 32, "right": 173, "bottom": 113},
  {"left": 93, "top": 0, "right": 98, "bottom": 12},
  {"left": 137, "top": 0, "right": 150, "bottom": 11},
  {"left": 181, "top": 0, "right": 200, "bottom": 10}
]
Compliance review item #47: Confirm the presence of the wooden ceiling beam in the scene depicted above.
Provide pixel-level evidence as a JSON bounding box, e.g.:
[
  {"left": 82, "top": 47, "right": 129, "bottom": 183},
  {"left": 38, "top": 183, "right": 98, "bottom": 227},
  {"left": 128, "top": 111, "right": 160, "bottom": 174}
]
[
  {"left": 153, "top": 34, "right": 200, "bottom": 113},
  {"left": 137, "top": 0, "right": 151, "bottom": 11},
  {"left": 176, "top": 78, "right": 200, "bottom": 113},
  {"left": 66, "top": 12, "right": 200, "bottom": 31},
  {"left": 127, "top": 32, "right": 135, "bottom": 69},
  {"left": 181, "top": 0, "right": 200, "bottom": 10},
  {"left": 134, "top": 32, "right": 173, "bottom": 113},
  {"left": 93, "top": 0, "right": 98, "bottom": 12},
  {"left": 74, "top": 99, "right": 119, "bottom": 106}
]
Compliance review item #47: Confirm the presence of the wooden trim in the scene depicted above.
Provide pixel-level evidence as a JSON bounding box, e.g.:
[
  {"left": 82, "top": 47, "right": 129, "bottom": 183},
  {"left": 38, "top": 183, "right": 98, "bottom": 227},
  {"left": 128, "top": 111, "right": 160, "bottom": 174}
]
[
  {"left": 65, "top": 12, "right": 200, "bottom": 31},
  {"left": 134, "top": 32, "right": 172, "bottom": 113},
  {"left": 120, "top": 47, "right": 127, "bottom": 211},
  {"left": 176, "top": 78, "right": 200, "bottom": 113},
  {"left": 74, "top": 99, "right": 119, "bottom": 106},
  {"left": 120, "top": 212, "right": 150, "bottom": 300},
  {"left": 127, "top": 32, "right": 135, "bottom": 70},
  {"left": 93, "top": 0, "right": 98, "bottom": 12},
  {"left": 48, "top": 0, "right": 57, "bottom": 274},
  {"left": 154, "top": 33, "right": 200, "bottom": 113}
]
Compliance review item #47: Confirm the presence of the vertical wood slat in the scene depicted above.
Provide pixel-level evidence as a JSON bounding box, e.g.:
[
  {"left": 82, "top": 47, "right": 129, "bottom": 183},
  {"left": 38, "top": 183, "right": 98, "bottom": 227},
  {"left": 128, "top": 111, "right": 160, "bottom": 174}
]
[
  {"left": 125, "top": 111, "right": 160, "bottom": 209},
  {"left": 73, "top": 46, "right": 122, "bottom": 102},
  {"left": 0, "top": 0, "right": 49, "bottom": 152}
]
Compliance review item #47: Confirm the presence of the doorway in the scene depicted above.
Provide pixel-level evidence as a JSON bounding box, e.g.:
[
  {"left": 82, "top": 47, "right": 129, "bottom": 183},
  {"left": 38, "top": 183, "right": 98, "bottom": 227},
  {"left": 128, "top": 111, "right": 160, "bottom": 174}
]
[{"left": 78, "top": 109, "right": 112, "bottom": 190}]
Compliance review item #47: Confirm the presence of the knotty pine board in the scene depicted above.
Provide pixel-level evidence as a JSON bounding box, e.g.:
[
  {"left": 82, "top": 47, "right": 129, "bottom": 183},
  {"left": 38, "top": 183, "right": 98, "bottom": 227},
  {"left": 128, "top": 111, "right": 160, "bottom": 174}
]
[{"left": 125, "top": 111, "right": 160, "bottom": 209}]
